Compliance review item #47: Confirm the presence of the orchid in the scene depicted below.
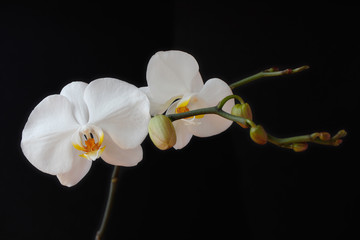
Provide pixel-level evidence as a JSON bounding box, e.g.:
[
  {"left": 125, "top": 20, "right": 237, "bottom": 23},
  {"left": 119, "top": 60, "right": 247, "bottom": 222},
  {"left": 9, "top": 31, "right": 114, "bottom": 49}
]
[
  {"left": 18, "top": 50, "right": 348, "bottom": 240},
  {"left": 21, "top": 78, "right": 150, "bottom": 187},
  {"left": 142, "top": 50, "right": 234, "bottom": 149}
]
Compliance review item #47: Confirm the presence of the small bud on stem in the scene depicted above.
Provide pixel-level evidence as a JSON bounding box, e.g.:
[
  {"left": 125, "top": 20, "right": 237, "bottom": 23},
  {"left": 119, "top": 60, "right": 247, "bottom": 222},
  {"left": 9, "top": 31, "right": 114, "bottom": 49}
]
[
  {"left": 231, "top": 103, "right": 253, "bottom": 128},
  {"left": 292, "top": 143, "right": 308, "bottom": 152},
  {"left": 250, "top": 125, "right": 268, "bottom": 145},
  {"left": 148, "top": 115, "right": 177, "bottom": 150},
  {"left": 319, "top": 132, "right": 331, "bottom": 141}
]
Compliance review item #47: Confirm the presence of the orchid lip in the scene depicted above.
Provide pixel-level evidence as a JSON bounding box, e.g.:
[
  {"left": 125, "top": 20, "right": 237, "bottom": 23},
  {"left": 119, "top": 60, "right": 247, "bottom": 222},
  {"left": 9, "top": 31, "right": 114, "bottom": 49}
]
[
  {"left": 71, "top": 124, "right": 105, "bottom": 161},
  {"left": 175, "top": 96, "right": 204, "bottom": 121}
]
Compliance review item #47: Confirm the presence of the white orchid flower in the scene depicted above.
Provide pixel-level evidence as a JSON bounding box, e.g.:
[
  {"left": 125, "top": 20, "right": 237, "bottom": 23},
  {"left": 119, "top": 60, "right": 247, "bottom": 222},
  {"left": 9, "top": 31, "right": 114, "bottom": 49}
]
[
  {"left": 142, "top": 50, "right": 234, "bottom": 149},
  {"left": 21, "top": 78, "right": 150, "bottom": 187}
]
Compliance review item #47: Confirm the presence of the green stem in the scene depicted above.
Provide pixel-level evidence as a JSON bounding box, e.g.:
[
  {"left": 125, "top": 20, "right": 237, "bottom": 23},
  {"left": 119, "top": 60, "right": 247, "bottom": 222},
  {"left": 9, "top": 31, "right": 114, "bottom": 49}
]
[
  {"left": 166, "top": 102, "right": 346, "bottom": 150},
  {"left": 166, "top": 106, "right": 249, "bottom": 126},
  {"left": 229, "top": 66, "right": 309, "bottom": 90},
  {"left": 217, "top": 94, "right": 245, "bottom": 109},
  {"left": 167, "top": 106, "right": 217, "bottom": 122},
  {"left": 166, "top": 92, "right": 346, "bottom": 151},
  {"left": 95, "top": 166, "right": 122, "bottom": 240},
  {"left": 268, "top": 134, "right": 314, "bottom": 146},
  {"left": 267, "top": 130, "right": 346, "bottom": 148},
  {"left": 215, "top": 109, "right": 250, "bottom": 126}
]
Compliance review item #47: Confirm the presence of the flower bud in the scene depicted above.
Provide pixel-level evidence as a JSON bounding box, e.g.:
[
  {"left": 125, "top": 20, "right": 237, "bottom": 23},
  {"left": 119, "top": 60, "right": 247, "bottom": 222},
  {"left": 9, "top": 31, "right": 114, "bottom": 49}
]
[
  {"left": 333, "top": 139, "right": 343, "bottom": 146},
  {"left": 333, "top": 129, "right": 347, "bottom": 139},
  {"left": 319, "top": 132, "right": 331, "bottom": 141},
  {"left": 148, "top": 115, "right": 177, "bottom": 150},
  {"left": 231, "top": 103, "right": 253, "bottom": 128},
  {"left": 292, "top": 143, "right": 308, "bottom": 152},
  {"left": 250, "top": 125, "right": 267, "bottom": 145}
]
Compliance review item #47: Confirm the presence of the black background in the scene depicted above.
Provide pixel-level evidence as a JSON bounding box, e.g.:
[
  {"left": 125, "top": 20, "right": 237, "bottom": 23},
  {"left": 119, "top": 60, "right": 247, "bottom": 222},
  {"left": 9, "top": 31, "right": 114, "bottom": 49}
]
[{"left": 1, "top": 1, "right": 359, "bottom": 240}]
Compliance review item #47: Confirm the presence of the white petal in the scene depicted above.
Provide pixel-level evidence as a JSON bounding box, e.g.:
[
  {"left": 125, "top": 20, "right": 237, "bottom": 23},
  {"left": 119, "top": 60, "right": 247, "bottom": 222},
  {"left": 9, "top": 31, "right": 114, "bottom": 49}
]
[
  {"left": 140, "top": 86, "right": 176, "bottom": 115},
  {"left": 189, "top": 78, "right": 234, "bottom": 137},
  {"left": 146, "top": 50, "right": 204, "bottom": 103},
  {"left": 166, "top": 99, "right": 193, "bottom": 149},
  {"left": 56, "top": 155, "right": 92, "bottom": 187},
  {"left": 189, "top": 114, "right": 233, "bottom": 137},
  {"left": 84, "top": 78, "right": 150, "bottom": 149},
  {"left": 198, "top": 78, "right": 234, "bottom": 110},
  {"left": 172, "top": 120, "right": 193, "bottom": 150},
  {"left": 101, "top": 132, "right": 143, "bottom": 166},
  {"left": 21, "top": 95, "right": 80, "bottom": 175},
  {"left": 60, "top": 81, "right": 89, "bottom": 125},
  {"left": 165, "top": 98, "right": 179, "bottom": 116}
]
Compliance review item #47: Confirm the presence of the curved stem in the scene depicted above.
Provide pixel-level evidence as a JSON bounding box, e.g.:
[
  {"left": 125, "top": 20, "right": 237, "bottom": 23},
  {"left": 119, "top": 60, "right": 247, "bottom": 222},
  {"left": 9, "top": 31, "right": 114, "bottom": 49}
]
[
  {"left": 215, "top": 109, "right": 249, "bottom": 126},
  {"left": 95, "top": 166, "right": 122, "bottom": 240},
  {"left": 267, "top": 130, "right": 347, "bottom": 148},
  {"left": 167, "top": 106, "right": 218, "bottom": 122},
  {"left": 229, "top": 65, "right": 309, "bottom": 90},
  {"left": 166, "top": 106, "right": 248, "bottom": 126},
  {"left": 216, "top": 94, "right": 245, "bottom": 109},
  {"left": 166, "top": 103, "right": 346, "bottom": 150},
  {"left": 165, "top": 92, "right": 346, "bottom": 151}
]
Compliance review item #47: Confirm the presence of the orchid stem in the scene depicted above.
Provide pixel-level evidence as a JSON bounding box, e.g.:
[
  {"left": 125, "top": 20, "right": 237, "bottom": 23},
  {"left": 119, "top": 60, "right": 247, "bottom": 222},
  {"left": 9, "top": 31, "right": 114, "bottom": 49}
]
[
  {"left": 167, "top": 106, "right": 248, "bottom": 126},
  {"left": 95, "top": 166, "right": 122, "bottom": 240},
  {"left": 267, "top": 130, "right": 347, "bottom": 148},
  {"left": 167, "top": 106, "right": 217, "bottom": 122},
  {"left": 217, "top": 94, "right": 245, "bottom": 109},
  {"left": 229, "top": 65, "right": 310, "bottom": 90},
  {"left": 166, "top": 94, "right": 346, "bottom": 151}
]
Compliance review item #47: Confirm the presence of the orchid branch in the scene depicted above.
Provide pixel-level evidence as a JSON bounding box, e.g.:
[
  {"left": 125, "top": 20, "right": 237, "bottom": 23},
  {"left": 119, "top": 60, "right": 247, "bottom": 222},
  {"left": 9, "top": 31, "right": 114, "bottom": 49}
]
[
  {"left": 165, "top": 64, "right": 347, "bottom": 151},
  {"left": 166, "top": 94, "right": 346, "bottom": 152},
  {"left": 96, "top": 166, "right": 122, "bottom": 240},
  {"left": 229, "top": 65, "right": 310, "bottom": 90},
  {"left": 267, "top": 130, "right": 347, "bottom": 149}
]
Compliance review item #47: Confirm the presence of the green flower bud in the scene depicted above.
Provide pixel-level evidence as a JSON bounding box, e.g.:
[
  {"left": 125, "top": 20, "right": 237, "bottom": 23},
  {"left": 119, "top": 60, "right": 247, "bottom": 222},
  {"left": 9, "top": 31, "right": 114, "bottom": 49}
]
[
  {"left": 250, "top": 125, "right": 267, "bottom": 145},
  {"left": 319, "top": 132, "right": 331, "bottom": 141},
  {"left": 292, "top": 143, "right": 308, "bottom": 152},
  {"left": 333, "top": 139, "right": 343, "bottom": 146},
  {"left": 231, "top": 103, "right": 253, "bottom": 128},
  {"left": 148, "top": 115, "right": 177, "bottom": 150},
  {"left": 333, "top": 129, "right": 347, "bottom": 139}
]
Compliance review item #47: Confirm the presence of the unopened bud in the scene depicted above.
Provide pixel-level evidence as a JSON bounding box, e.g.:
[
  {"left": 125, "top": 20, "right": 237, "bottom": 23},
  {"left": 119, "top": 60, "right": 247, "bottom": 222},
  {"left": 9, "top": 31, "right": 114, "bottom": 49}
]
[
  {"left": 148, "top": 115, "right": 176, "bottom": 150},
  {"left": 250, "top": 125, "right": 267, "bottom": 145},
  {"left": 292, "top": 143, "right": 308, "bottom": 152},
  {"left": 311, "top": 132, "right": 320, "bottom": 140},
  {"left": 319, "top": 132, "right": 331, "bottom": 141},
  {"left": 333, "top": 139, "right": 343, "bottom": 146},
  {"left": 231, "top": 103, "right": 253, "bottom": 128},
  {"left": 333, "top": 129, "right": 347, "bottom": 140}
]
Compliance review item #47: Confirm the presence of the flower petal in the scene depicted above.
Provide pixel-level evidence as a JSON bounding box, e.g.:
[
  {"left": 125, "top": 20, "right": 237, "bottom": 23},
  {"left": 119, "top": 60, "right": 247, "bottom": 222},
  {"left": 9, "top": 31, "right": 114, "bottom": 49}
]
[
  {"left": 101, "top": 132, "right": 143, "bottom": 166},
  {"left": 140, "top": 86, "right": 176, "bottom": 115},
  {"left": 84, "top": 78, "right": 150, "bottom": 149},
  {"left": 189, "top": 78, "right": 234, "bottom": 137},
  {"left": 60, "top": 81, "right": 89, "bottom": 125},
  {"left": 172, "top": 120, "right": 193, "bottom": 150},
  {"left": 21, "top": 95, "right": 80, "bottom": 175},
  {"left": 56, "top": 155, "right": 92, "bottom": 187},
  {"left": 166, "top": 101, "right": 193, "bottom": 149},
  {"left": 146, "top": 50, "right": 204, "bottom": 103},
  {"left": 198, "top": 78, "right": 234, "bottom": 110}
]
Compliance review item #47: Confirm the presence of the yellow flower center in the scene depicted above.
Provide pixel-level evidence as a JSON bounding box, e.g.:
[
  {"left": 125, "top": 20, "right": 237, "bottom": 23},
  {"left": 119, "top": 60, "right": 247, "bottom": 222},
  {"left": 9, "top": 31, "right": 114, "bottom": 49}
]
[
  {"left": 82, "top": 136, "right": 101, "bottom": 152},
  {"left": 175, "top": 106, "right": 190, "bottom": 114},
  {"left": 72, "top": 125, "right": 106, "bottom": 161},
  {"left": 175, "top": 97, "right": 204, "bottom": 119}
]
